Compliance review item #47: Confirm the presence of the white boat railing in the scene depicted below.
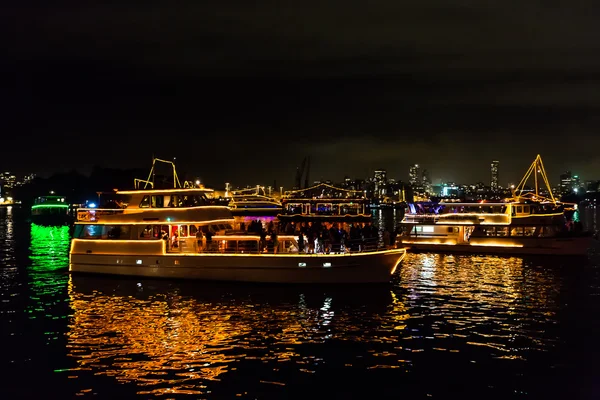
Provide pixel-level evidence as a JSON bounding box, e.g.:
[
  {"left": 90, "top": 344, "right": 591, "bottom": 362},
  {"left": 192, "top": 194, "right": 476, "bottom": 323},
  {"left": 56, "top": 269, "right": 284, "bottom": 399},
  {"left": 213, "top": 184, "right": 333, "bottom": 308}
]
[{"left": 168, "top": 235, "right": 386, "bottom": 255}]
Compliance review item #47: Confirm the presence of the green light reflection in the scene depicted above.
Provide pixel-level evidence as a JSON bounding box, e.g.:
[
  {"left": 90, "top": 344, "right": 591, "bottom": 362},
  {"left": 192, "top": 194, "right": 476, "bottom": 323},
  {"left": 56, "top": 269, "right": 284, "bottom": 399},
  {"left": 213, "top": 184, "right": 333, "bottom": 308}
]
[
  {"left": 27, "top": 223, "right": 71, "bottom": 325},
  {"left": 29, "top": 223, "right": 71, "bottom": 273}
]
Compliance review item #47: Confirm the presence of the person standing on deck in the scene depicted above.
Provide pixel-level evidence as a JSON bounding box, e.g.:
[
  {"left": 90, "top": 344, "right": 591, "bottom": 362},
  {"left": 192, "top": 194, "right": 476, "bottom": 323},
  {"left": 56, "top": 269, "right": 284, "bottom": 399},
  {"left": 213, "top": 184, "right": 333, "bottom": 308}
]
[{"left": 195, "top": 228, "right": 204, "bottom": 252}]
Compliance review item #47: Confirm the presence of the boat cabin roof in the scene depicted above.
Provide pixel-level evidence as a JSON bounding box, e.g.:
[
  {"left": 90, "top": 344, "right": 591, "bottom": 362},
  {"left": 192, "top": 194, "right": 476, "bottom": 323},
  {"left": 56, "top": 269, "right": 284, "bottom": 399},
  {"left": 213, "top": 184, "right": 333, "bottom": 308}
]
[{"left": 117, "top": 188, "right": 214, "bottom": 195}]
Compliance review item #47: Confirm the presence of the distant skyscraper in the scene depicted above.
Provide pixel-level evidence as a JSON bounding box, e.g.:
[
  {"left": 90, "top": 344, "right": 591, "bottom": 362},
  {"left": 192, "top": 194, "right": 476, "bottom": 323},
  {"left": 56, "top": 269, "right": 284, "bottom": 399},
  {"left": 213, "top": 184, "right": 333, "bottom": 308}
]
[
  {"left": 374, "top": 169, "right": 387, "bottom": 198},
  {"left": 560, "top": 171, "right": 572, "bottom": 194},
  {"left": 490, "top": 160, "right": 499, "bottom": 191},
  {"left": 409, "top": 164, "right": 420, "bottom": 186},
  {"left": 422, "top": 169, "right": 432, "bottom": 194}
]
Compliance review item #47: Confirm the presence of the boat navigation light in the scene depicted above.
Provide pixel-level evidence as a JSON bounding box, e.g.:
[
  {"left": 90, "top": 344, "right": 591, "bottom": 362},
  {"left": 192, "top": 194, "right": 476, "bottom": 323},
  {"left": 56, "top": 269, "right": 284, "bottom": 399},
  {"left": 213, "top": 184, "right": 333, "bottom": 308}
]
[{"left": 88, "top": 203, "right": 97, "bottom": 208}]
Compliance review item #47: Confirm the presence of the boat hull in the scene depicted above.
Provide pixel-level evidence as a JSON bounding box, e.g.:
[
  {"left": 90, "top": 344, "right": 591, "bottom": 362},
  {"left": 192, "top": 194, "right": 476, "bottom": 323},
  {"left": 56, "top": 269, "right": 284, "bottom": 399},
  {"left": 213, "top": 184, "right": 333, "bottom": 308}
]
[
  {"left": 69, "top": 249, "right": 406, "bottom": 284},
  {"left": 401, "top": 236, "right": 596, "bottom": 256},
  {"left": 31, "top": 213, "right": 73, "bottom": 226}
]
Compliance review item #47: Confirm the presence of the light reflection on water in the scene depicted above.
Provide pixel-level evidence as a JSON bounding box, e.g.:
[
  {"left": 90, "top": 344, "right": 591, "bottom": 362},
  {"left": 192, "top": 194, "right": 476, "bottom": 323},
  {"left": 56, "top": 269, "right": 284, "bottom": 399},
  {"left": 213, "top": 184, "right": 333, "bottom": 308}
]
[
  {"left": 65, "top": 277, "right": 396, "bottom": 396},
  {"left": 1, "top": 209, "right": 600, "bottom": 398}
]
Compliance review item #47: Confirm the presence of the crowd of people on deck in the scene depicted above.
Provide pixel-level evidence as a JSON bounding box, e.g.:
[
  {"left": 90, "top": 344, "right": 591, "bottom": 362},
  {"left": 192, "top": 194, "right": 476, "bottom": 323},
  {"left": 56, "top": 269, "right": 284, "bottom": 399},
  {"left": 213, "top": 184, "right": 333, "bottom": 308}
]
[{"left": 239, "top": 219, "right": 399, "bottom": 253}]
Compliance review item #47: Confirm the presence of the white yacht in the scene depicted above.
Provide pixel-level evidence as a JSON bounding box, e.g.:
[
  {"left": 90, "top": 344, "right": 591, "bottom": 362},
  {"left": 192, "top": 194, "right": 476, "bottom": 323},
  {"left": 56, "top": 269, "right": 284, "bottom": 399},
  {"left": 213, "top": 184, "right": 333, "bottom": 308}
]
[
  {"left": 398, "top": 155, "right": 596, "bottom": 256},
  {"left": 69, "top": 159, "right": 406, "bottom": 283}
]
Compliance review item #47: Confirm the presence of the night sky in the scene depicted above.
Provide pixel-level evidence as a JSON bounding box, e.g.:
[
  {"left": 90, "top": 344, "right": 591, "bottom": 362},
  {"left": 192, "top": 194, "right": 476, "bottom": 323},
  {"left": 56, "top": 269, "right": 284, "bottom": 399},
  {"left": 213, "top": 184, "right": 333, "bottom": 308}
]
[{"left": 4, "top": 1, "right": 600, "bottom": 188}]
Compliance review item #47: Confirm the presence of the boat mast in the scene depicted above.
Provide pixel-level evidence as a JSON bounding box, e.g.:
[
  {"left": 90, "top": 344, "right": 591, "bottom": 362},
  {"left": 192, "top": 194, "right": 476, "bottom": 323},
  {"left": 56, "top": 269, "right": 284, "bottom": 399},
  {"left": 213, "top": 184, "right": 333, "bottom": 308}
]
[
  {"left": 512, "top": 154, "right": 557, "bottom": 204},
  {"left": 135, "top": 157, "right": 183, "bottom": 189}
]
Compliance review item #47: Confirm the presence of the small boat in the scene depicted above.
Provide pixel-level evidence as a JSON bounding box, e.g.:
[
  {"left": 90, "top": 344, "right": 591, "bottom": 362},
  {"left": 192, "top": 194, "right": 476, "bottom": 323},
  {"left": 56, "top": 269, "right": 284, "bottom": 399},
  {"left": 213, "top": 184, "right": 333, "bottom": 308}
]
[
  {"left": 398, "top": 155, "right": 597, "bottom": 256},
  {"left": 31, "top": 193, "right": 73, "bottom": 226},
  {"left": 69, "top": 158, "right": 405, "bottom": 283},
  {"left": 277, "top": 182, "right": 372, "bottom": 224},
  {"left": 226, "top": 189, "right": 283, "bottom": 230}
]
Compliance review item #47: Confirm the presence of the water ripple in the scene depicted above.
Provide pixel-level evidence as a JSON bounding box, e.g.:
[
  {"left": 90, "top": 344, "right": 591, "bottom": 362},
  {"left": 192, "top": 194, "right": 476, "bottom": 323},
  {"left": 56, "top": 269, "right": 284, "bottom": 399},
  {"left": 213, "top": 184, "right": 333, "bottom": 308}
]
[{"left": 2, "top": 208, "right": 600, "bottom": 398}]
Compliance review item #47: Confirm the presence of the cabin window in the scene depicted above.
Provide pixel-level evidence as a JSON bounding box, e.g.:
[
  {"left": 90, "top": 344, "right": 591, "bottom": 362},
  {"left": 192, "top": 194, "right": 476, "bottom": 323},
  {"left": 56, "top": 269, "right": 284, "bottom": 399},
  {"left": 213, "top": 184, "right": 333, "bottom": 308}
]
[
  {"left": 287, "top": 203, "right": 303, "bottom": 214},
  {"left": 524, "top": 206, "right": 530, "bottom": 213},
  {"left": 74, "top": 225, "right": 84, "bottom": 238},
  {"left": 496, "top": 227, "right": 508, "bottom": 236},
  {"left": 77, "top": 224, "right": 131, "bottom": 239},
  {"left": 80, "top": 225, "right": 103, "bottom": 238},
  {"left": 524, "top": 226, "right": 536, "bottom": 236},
  {"left": 151, "top": 195, "right": 164, "bottom": 208},
  {"left": 179, "top": 225, "right": 188, "bottom": 237},
  {"left": 510, "top": 227, "right": 523, "bottom": 236},
  {"left": 140, "top": 225, "right": 154, "bottom": 238},
  {"left": 106, "top": 225, "right": 131, "bottom": 240},
  {"left": 169, "top": 195, "right": 183, "bottom": 208},
  {"left": 422, "top": 226, "right": 434, "bottom": 233},
  {"left": 516, "top": 206, "right": 523, "bottom": 213},
  {"left": 140, "top": 195, "right": 151, "bottom": 208},
  {"left": 447, "top": 227, "right": 459, "bottom": 233},
  {"left": 189, "top": 225, "right": 198, "bottom": 236},
  {"left": 481, "top": 227, "right": 494, "bottom": 236},
  {"left": 316, "top": 203, "right": 333, "bottom": 214}
]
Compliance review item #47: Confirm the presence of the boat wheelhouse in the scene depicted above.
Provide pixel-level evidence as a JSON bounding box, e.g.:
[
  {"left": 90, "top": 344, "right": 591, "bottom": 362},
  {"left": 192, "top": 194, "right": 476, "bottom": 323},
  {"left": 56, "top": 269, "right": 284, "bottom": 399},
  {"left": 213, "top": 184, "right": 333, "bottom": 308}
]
[
  {"left": 398, "top": 155, "right": 596, "bottom": 256},
  {"left": 31, "top": 193, "right": 72, "bottom": 225},
  {"left": 69, "top": 159, "right": 405, "bottom": 283}
]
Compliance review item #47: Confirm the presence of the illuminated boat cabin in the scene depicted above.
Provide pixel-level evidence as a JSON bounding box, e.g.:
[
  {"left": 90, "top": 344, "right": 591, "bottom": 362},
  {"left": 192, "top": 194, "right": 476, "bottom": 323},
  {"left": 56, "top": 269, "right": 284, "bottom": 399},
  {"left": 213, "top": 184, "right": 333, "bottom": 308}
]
[
  {"left": 75, "top": 188, "right": 300, "bottom": 254},
  {"left": 400, "top": 201, "right": 577, "bottom": 248},
  {"left": 278, "top": 183, "right": 371, "bottom": 224},
  {"left": 31, "top": 194, "right": 72, "bottom": 225}
]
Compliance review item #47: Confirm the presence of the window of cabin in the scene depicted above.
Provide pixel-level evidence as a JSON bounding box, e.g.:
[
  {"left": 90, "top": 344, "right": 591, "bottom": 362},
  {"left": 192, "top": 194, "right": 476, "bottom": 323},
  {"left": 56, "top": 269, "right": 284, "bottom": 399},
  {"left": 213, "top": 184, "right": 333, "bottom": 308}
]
[
  {"left": 524, "top": 226, "right": 536, "bottom": 236},
  {"left": 140, "top": 195, "right": 151, "bottom": 208},
  {"left": 524, "top": 206, "right": 530, "bottom": 213},
  {"left": 74, "top": 225, "right": 84, "bottom": 238},
  {"left": 140, "top": 225, "right": 153, "bottom": 238},
  {"left": 510, "top": 227, "right": 524, "bottom": 236},
  {"left": 189, "top": 225, "right": 198, "bottom": 236},
  {"left": 151, "top": 195, "right": 164, "bottom": 208},
  {"left": 80, "top": 224, "right": 103, "bottom": 238},
  {"left": 181, "top": 195, "right": 201, "bottom": 207},
  {"left": 482, "top": 227, "right": 494, "bottom": 236},
  {"left": 516, "top": 206, "right": 523, "bottom": 213},
  {"left": 496, "top": 227, "right": 508, "bottom": 236},
  {"left": 106, "top": 225, "right": 131, "bottom": 240},
  {"left": 179, "top": 225, "right": 188, "bottom": 237},
  {"left": 171, "top": 195, "right": 183, "bottom": 208}
]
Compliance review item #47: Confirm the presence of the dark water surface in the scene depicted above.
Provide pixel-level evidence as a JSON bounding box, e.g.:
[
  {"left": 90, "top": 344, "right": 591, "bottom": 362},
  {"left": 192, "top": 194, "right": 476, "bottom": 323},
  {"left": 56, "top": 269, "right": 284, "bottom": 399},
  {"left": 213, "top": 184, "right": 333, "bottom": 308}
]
[{"left": 2, "top": 206, "right": 600, "bottom": 399}]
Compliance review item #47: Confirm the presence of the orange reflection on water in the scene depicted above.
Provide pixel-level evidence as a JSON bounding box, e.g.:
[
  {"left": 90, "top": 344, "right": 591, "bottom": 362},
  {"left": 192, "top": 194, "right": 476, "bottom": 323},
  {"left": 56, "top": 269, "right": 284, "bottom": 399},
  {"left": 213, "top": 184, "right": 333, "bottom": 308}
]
[
  {"left": 67, "top": 283, "right": 251, "bottom": 395},
  {"left": 66, "top": 277, "right": 393, "bottom": 395}
]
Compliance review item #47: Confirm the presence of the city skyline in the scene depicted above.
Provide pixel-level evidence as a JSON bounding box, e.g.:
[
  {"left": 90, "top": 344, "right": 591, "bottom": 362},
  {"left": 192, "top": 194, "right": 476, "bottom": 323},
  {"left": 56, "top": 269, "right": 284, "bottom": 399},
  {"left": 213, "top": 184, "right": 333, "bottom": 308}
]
[{"left": 1, "top": 157, "right": 597, "bottom": 193}]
